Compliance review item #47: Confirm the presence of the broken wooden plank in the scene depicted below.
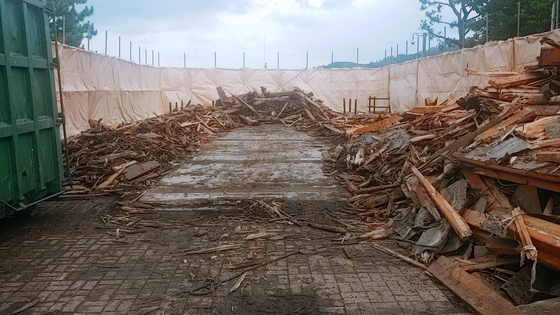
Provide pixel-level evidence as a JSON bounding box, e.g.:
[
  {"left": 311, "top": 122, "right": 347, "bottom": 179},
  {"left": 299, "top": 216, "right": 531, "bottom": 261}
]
[
  {"left": 411, "top": 106, "right": 444, "bottom": 114},
  {"left": 123, "top": 161, "right": 161, "bottom": 181},
  {"left": 238, "top": 114, "right": 260, "bottom": 126},
  {"left": 175, "top": 244, "right": 241, "bottom": 255},
  {"left": 512, "top": 208, "right": 538, "bottom": 261},
  {"left": 345, "top": 115, "right": 403, "bottom": 135},
  {"left": 411, "top": 166, "right": 472, "bottom": 241},
  {"left": 95, "top": 169, "right": 124, "bottom": 192},
  {"left": 428, "top": 256, "right": 525, "bottom": 315},
  {"left": 489, "top": 71, "right": 547, "bottom": 89},
  {"left": 463, "top": 209, "right": 560, "bottom": 271},
  {"left": 421, "top": 102, "right": 521, "bottom": 168},
  {"left": 456, "top": 156, "right": 560, "bottom": 193},
  {"left": 216, "top": 86, "right": 228, "bottom": 106},
  {"left": 307, "top": 222, "right": 347, "bottom": 234},
  {"left": 304, "top": 108, "right": 316, "bottom": 121},
  {"left": 462, "top": 168, "right": 514, "bottom": 212},
  {"left": 536, "top": 151, "right": 560, "bottom": 163},
  {"left": 322, "top": 124, "right": 343, "bottom": 134},
  {"left": 475, "top": 107, "right": 537, "bottom": 142},
  {"left": 454, "top": 255, "right": 519, "bottom": 272},
  {"left": 410, "top": 134, "right": 436, "bottom": 143},
  {"left": 233, "top": 95, "right": 259, "bottom": 114}
]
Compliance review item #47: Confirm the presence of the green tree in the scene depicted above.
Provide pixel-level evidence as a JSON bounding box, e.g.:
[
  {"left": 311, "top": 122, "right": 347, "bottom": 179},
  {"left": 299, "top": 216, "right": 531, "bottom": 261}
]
[
  {"left": 48, "top": 0, "right": 97, "bottom": 48},
  {"left": 470, "top": 0, "right": 554, "bottom": 43},
  {"left": 418, "top": 0, "right": 478, "bottom": 48}
]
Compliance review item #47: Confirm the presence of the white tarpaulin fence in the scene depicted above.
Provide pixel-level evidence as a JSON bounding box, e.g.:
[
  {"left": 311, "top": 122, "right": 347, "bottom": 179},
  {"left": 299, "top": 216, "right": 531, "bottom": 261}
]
[{"left": 59, "top": 29, "right": 560, "bottom": 136}]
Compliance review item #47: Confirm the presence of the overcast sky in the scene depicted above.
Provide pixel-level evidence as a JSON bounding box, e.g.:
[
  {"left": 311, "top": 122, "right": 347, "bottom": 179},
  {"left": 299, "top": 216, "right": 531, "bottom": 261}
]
[{"left": 82, "top": 0, "right": 457, "bottom": 69}]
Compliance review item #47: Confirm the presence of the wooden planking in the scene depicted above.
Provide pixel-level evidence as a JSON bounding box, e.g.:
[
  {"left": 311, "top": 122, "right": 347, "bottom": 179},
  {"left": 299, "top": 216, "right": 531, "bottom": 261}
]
[
  {"left": 428, "top": 256, "right": 525, "bottom": 315},
  {"left": 411, "top": 166, "right": 472, "bottom": 240}
]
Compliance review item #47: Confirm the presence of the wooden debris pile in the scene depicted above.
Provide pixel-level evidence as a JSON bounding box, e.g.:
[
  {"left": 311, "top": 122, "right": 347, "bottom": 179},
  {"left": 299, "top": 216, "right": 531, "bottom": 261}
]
[
  {"left": 66, "top": 105, "right": 236, "bottom": 195},
  {"left": 217, "top": 86, "right": 384, "bottom": 135},
  {"left": 326, "top": 39, "right": 560, "bottom": 311}
]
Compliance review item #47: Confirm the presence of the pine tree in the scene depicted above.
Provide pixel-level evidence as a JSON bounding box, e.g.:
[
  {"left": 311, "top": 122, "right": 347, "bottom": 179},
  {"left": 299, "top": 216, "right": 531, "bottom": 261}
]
[{"left": 48, "top": 0, "right": 97, "bottom": 48}]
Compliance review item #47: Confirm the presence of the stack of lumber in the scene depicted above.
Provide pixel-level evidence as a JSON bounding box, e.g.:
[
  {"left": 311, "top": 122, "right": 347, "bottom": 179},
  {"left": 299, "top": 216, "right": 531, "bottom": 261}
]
[{"left": 326, "top": 53, "right": 560, "bottom": 311}]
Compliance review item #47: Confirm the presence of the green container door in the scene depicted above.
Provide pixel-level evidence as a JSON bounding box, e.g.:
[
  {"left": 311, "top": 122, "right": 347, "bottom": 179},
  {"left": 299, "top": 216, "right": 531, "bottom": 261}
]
[{"left": 0, "top": 0, "right": 64, "bottom": 217}]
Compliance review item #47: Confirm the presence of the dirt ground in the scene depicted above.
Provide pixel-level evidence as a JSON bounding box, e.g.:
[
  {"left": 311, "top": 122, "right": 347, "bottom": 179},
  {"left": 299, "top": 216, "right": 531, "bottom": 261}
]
[{"left": 0, "top": 125, "right": 472, "bottom": 315}]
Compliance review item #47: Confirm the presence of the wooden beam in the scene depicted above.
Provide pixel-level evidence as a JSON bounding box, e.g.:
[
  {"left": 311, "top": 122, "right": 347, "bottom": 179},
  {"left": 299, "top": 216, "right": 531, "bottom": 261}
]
[
  {"left": 456, "top": 156, "right": 560, "bottom": 193},
  {"left": 463, "top": 209, "right": 560, "bottom": 271},
  {"left": 428, "top": 256, "right": 525, "bottom": 315},
  {"left": 512, "top": 208, "right": 538, "bottom": 261},
  {"left": 411, "top": 166, "right": 472, "bottom": 241}
]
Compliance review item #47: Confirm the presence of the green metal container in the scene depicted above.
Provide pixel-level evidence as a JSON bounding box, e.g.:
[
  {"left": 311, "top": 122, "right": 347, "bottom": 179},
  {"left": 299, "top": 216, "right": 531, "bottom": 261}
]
[{"left": 0, "top": 0, "right": 64, "bottom": 218}]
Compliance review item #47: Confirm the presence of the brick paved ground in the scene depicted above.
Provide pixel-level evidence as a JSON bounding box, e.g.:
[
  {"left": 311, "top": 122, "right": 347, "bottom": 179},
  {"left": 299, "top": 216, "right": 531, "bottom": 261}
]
[
  {"left": 0, "top": 126, "right": 473, "bottom": 314},
  {"left": 0, "top": 198, "right": 472, "bottom": 315}
]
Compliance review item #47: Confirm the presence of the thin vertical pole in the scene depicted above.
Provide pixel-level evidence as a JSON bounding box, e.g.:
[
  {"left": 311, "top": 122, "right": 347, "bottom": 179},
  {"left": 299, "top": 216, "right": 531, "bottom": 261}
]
[
  {"left": 158, "top": 53, "right": 160, "bottom": 67},
  {"left": 444, "top": 27, "right": 447, "bottom": 52},
  {"left": 428, "top": 36, "right": 431, "bottom": 53},
  {"left": 552, "top": 2, "right": 555, "bottom": 31},
  {"left": 145, "top": 49, "right": 147, "bottom": 65},
  {"left": 104, "top": 30, "right": 107, "bottom": 54},
  {"left": 556, "top": 0, "right": 560, "bottom": 28},
  {"left": 554, "top": 0, "right": 560, "bottom": 28},
  {"left": 184, "top": 53, "right": 186, "bottom": 68},
  {"left": 517, "top": 1, "right": 521, "bottom": 37},
  {"left": 422, "top": 33, "right": 426, "bottom": 57},
  {"left": 356, "top": 47, "right": 359, "bottom": 64},
  {"left": 130, "top": 41, "right": 132, "bottom": 61},
  {"left": 343, "top": 98, "right": 346, "bottom": 114},
  {"left": 331, "top": 51, "right": 334, "bottom": 64},
  {"left": 118, "top": 36, "right": 121, "bottom": 58},
  {"left": 486, "top": 14, "right": 489, "bottom": 42},
  {"left": 354, "top": 99, "right": 357, "bottom": 115},
  {"left": 62, "top": 16, "right": 66, "bottom": 45},
  {"left": 390, "top": 47, "right": 393, "bottom": 58},
  {"left": 384, "top": 50, "right": 387, "bottom": 65},
  {"left": 243, "top": 52, "right": 245, "bottom": 68},
  {"left": 138, "top": 47, "right": 141, "bottom": 63},
  {"left": 396, "top": 44, "right": 399, "bottom": 57},
  {"left": 215, "top": 52, "right": 217, "bottom": 67},
  {"left": 152, "top": 50, "right": 154, "bottom": 65}
]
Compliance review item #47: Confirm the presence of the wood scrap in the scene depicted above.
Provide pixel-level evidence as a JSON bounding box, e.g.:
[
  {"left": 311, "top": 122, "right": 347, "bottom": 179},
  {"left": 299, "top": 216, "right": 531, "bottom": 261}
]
[
  {"left": 411, "top": 166, "right": 472, "bottom": 241},
  {"left": 428, "top": 256, "right": 526, "bottom": 315}
]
